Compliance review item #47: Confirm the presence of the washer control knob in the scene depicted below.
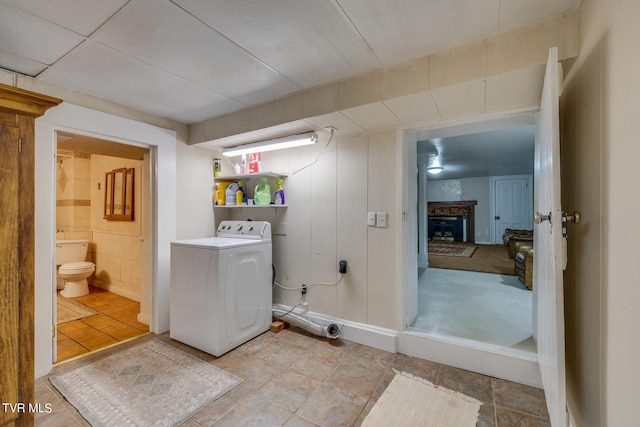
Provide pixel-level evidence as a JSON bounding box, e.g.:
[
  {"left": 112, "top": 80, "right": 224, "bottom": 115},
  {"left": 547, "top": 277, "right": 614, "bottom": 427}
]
[
  {"left": 248, "top": 225, "right": 254, "bottom": 231},
  {"left": 235, "top": 224, "right": 243, "bottom": 231}
]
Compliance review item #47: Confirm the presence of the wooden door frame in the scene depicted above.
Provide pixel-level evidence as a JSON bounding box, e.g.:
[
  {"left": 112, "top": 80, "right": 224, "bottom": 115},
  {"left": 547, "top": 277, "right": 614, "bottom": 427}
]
[{"left": 0, "top": 83, "right": 61, "bottom": 427}]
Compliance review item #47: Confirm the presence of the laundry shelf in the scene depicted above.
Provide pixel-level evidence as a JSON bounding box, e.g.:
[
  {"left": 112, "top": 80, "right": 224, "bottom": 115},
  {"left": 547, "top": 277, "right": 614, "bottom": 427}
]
[
  {"left": 214, "top": 204, "right": 288, "bottom": 208},
  {"left": 214, "top": 171, "right": 288, "bottom": 181}
]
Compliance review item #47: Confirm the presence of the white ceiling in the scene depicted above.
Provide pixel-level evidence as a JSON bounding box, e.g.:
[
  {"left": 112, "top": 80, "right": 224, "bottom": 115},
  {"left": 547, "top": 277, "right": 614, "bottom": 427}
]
[
  {"left": 1, "top": 0, "right": 580, "bottom": 126},
  {"left": 418, "top": 125, "right": 535, "bottom": 181}
]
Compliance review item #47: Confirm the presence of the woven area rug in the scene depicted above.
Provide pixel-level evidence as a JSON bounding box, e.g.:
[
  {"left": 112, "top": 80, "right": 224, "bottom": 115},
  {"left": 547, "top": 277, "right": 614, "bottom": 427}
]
[
  {"left": 50, "top": 339, "right": 242, "bottom": 427},
  {"left": 57, "top": 294, "right": 98, "bottom": 324},
  {"left": 428, "top": 243, "right": 478, "bottom": 258},
  {"left": 362, "top": 371, "right": 482, "bottom": 427}
]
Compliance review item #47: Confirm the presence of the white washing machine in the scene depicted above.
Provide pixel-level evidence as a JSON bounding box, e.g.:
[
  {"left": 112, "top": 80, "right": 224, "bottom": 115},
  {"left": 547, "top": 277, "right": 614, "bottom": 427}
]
[{"left": 170, "top": 220, "right": 272, "bottom": 356}]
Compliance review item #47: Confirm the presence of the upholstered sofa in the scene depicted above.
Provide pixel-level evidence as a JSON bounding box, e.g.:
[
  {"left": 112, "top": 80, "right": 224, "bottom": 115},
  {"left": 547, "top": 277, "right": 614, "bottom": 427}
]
[
  {"left": 514, "top": 242, "right": 534, "bottom": 290},
  {"left": 502, "top": 228, "right": 534, "bottom": 259}
]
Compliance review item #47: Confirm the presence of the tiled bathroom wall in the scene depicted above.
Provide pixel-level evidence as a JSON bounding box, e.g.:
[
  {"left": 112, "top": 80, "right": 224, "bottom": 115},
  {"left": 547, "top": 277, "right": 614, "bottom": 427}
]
[
  {"left": 56, "top": 151, "right": 92, "bottom": 243},
  {"left": 90, "top": 154, "right": 144, "bottom": 303},
  {"left": 55, "top": 150, "right": 145, "bottom": 303}
]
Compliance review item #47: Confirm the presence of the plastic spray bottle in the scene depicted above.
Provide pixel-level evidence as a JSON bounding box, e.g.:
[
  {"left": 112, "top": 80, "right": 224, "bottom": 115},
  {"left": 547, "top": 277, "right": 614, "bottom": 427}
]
[{"left": 274, "top": 179, "right": 285, "bottom": 205}]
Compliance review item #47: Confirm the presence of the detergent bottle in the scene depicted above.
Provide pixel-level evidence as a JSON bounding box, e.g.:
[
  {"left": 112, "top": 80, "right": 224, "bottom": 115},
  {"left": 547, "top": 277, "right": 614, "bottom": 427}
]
[
  {"left": 254, "top": 178, "right": 271, "bottom": 205},
  {"left": 274, "top": 179, "right": 285, "bottom": 205},
  {"left": 225, "top": 182, "right": 239, "bottom": 206},
  {"left": 215, "top": 181, "right": 232, "bottom": 205}
]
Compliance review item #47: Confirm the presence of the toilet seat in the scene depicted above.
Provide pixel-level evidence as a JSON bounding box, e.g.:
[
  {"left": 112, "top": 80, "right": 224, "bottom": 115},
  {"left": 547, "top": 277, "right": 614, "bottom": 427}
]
[{"left": 59, "top": 261, "right": 94, "bottom": 272}]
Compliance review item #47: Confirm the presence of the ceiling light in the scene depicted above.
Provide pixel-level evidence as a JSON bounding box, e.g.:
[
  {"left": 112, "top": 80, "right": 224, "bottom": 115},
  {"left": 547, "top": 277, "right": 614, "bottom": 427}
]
[
  {"left": 427, "top": 166, "right": 444, "bottom": 175},
  {"left": 222, "top": 132, "right": 318, "bottom": 157}
]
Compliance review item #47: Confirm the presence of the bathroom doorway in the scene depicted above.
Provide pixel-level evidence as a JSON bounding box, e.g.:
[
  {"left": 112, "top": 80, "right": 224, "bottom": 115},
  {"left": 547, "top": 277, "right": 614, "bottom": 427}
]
[{"left": 54, "top": 132, "right": 151, "bottom": 363}]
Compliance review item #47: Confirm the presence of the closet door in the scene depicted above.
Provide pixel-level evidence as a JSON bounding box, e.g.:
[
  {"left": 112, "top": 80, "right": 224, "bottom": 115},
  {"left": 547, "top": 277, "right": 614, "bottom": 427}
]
[{"left": 0, "top": 113, "right": 20, "bottom": 426}]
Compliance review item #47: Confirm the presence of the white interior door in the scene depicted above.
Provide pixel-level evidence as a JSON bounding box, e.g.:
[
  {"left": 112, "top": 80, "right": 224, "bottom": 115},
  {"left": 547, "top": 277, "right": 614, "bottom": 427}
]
[
  {"left": 534, "top": 47, "right": 566, "bottom": 427},
  {"left": 493, "top": 176, "right": 532, "bottom": 243}
]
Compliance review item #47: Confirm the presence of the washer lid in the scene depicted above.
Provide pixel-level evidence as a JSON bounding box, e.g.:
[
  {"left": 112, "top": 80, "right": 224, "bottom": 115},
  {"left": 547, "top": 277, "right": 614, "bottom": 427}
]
[
  {"left": 59, "top": 261, "right": 94, "bottom": 270},
  {"left": 170, "top": 237, "right": 270, "bottom": 249}
]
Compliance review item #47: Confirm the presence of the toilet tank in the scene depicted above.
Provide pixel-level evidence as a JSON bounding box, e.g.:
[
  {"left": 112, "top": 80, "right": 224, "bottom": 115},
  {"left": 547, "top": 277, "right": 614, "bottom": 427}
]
[{"left": 56, "top": 240, "right": 90, "bottom": 265}]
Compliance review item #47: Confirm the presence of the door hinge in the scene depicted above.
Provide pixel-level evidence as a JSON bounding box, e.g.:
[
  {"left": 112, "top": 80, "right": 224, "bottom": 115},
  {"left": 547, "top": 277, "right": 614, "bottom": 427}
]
[
  {"left": 52, "top": 325, "right": 56, "bottom": 338},
  {"left": 18, "top": 137, "right": 22, "bottom": 153}
]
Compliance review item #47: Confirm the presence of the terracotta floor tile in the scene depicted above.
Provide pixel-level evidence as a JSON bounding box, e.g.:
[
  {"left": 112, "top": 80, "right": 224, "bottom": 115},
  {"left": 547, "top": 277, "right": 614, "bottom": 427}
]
[
  {"left": 57, "top": 342, "right": 89, "bottom": 360},
  {"left": 80, "top": 334, "right": 119, "bottom": 351},
  {"left": 437, "top": 363, "right": 495, "bottom": 404},
  {"left": 257, "top": 370, "right": 321, "bottom": 412},
  {"left": 56, "top": 287, "right": 148, "bottom": 363},
  {"left": 296, "top": 384, "right": 368, "bottom": 427},
  {"left": 493, "top": 378, "right": 549, "bottom": 418},
  {"left": 41, "top": 327, "right": 551, "bottom": 426}
]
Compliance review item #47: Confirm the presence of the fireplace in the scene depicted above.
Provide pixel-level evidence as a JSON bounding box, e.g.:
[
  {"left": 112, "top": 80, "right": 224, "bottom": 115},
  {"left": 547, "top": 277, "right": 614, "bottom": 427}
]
[
  {"left": 427, "top": 201, "right": 477, "bottom": 243},
  {"left": 429, "top": 216, "right": 464, "bottom": 241}
]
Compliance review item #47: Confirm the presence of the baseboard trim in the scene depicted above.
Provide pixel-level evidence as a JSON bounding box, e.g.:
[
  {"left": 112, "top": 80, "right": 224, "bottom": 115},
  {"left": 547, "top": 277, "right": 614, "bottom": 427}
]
[
  {"left": 284, "top": 309, "right": 541, "bottom": 388},
  {"left": 399, "top": 330, "right": 542, "bottom": 388}
]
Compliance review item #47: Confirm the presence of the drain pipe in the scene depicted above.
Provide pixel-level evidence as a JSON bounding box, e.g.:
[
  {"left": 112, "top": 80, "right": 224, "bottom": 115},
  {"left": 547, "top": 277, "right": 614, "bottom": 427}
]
[{"left": 272, "top": 304, "right": 341, "bottom": 339}]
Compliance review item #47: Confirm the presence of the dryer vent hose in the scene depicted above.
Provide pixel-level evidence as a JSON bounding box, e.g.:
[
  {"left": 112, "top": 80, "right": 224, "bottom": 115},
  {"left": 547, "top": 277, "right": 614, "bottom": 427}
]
[{"left": 272, "top": 304, "right": 341, "bottom": 339}]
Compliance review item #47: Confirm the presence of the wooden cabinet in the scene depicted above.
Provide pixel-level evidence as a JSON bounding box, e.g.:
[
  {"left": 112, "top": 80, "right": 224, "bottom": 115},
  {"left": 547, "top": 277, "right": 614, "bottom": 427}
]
[{"left": 0, "top": 84, "right": 60, "bottom": 427}]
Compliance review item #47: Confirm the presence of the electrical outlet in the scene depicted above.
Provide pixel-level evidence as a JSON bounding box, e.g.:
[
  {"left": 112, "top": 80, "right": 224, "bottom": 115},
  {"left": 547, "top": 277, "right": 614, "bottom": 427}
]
[
  {"left": 367, "top": 212, "right": 376, "bottom": 226},
  {"left": 339, "top": 260, "right": 347, "bottom": 274},
  {"left": 376, "top": 212, "right": 387, "bottom": 228}
]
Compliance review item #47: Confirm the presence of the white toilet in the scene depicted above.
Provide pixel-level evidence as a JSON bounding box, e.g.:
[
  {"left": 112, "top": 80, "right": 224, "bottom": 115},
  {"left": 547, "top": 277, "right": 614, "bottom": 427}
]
[{"left": 56, "top": 240, "right": 95, "bottom": 298}]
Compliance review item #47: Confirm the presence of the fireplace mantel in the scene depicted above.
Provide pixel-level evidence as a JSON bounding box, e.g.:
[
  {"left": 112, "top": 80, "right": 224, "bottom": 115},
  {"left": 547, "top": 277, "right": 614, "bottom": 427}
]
[{"left": 427, "top": 201, "right": 477, "bottom": 243}]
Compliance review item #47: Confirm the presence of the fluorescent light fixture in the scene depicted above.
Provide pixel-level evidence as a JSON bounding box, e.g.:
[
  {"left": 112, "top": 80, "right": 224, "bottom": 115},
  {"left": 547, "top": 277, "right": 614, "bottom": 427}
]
[
  {"left": 222, "top": 132, "right": 318, "bottom": 157},
  {"left": 427, "top": 166, "right": 444, "bottom": 175}
]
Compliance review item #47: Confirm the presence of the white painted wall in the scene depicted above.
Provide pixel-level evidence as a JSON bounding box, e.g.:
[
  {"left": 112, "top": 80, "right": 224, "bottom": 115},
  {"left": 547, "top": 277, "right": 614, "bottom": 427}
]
[
  {"left": 34, "top": 103, "right": 177, "bottom": 378},
  {"left": 562, "top": 0, "right": 640, "bottom": 425},
  {"left": 427, "top": 176, "right": 492, "bottom": 243},
  {"left": 209, "top": 130, "right": 400, "bottom": 330}
]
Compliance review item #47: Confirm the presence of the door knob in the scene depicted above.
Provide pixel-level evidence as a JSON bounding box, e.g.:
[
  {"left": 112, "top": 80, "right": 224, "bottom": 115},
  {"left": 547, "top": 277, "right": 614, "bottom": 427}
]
[
  {"left": 534, "top": 212, "right": 552, "bottom": 224},
  {"left": 564, "top": 211, "right": 582, "bottom": 224},
  {"left": 495, "top": 216, "right": 500, "bottom": 220}
]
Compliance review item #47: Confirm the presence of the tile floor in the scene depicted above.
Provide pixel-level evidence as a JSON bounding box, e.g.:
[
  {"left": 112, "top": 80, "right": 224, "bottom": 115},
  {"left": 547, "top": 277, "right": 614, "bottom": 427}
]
[
  {"left": 37, "top": 327, "right": 551, "bottom": 426},
  {"left": 56, "top": 286, "right": 149, "bottom": 363}
]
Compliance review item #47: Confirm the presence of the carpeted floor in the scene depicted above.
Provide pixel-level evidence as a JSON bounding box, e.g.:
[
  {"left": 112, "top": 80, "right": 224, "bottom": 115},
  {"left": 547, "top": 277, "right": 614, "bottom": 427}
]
[{"left": 427, "top": 243, "right": 514, "bottom": 275}]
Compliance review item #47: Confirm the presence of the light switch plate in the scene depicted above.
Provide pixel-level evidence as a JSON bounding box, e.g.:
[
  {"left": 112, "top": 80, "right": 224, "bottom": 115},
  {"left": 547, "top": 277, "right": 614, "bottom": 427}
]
[
  {"left": 376, "top": 212, "right": 387, "bottom": 228},
  {"left": 367, "top": 212, "right": 376, "bottom": 226}
]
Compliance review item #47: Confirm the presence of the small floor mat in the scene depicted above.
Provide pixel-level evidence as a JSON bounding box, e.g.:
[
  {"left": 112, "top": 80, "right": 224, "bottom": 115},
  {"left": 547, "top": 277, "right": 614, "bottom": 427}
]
[
  {"left": 50, "top": 339, "right": 242, "bottom": 426},
  {"left": 362, "top": 370, "right": 481, "bottom": 427},
  {"left": 57, "top": 295, "right": 98, "bottom": 324}
]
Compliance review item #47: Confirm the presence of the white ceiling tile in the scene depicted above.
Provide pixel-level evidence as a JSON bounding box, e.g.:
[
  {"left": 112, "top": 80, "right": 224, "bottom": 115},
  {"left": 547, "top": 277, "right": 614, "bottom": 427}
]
[
  {"left": 336, "top": 0, "right": 500, "bottom": 66},
  {"left": 383, "top": 92, "right": 440, "bottom": 126},
  {"left": 303, "top": 112, "right": 365, "bottom": 137},
  {"left": 340, "top": 102, "right": 400, "bottom": 132},
  {"left": 0, "top": 0, "right": 580, "bottom": 127},
  {"left": 499, "top": 0, "right": 580, "bottom": 33},
  {"left": 0, "top": 3, "right": 85, "bottom": 69},
  {"left": 41, "top": 67, "right": 182, "bottom": 119},
  {"left": 95, "top": 0, "right": 300, "bottom": 104},
  {"left": 0, "top": 49, "right": 47, "bottom": 76},
  {"left": 174, "top": 0, "right": 381, "bottom": 88},
  {"left": 486, "top": 65, "right": 545, "bottom": 113},
  {"left": 429, "top": 80, "right": 486, "bottom": 120},
  {"left": 42, "top": 42, "right": 244, "bottom": 123},
  {"left": 3, "top": 0, "right": 129, "bottom": 36}
]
